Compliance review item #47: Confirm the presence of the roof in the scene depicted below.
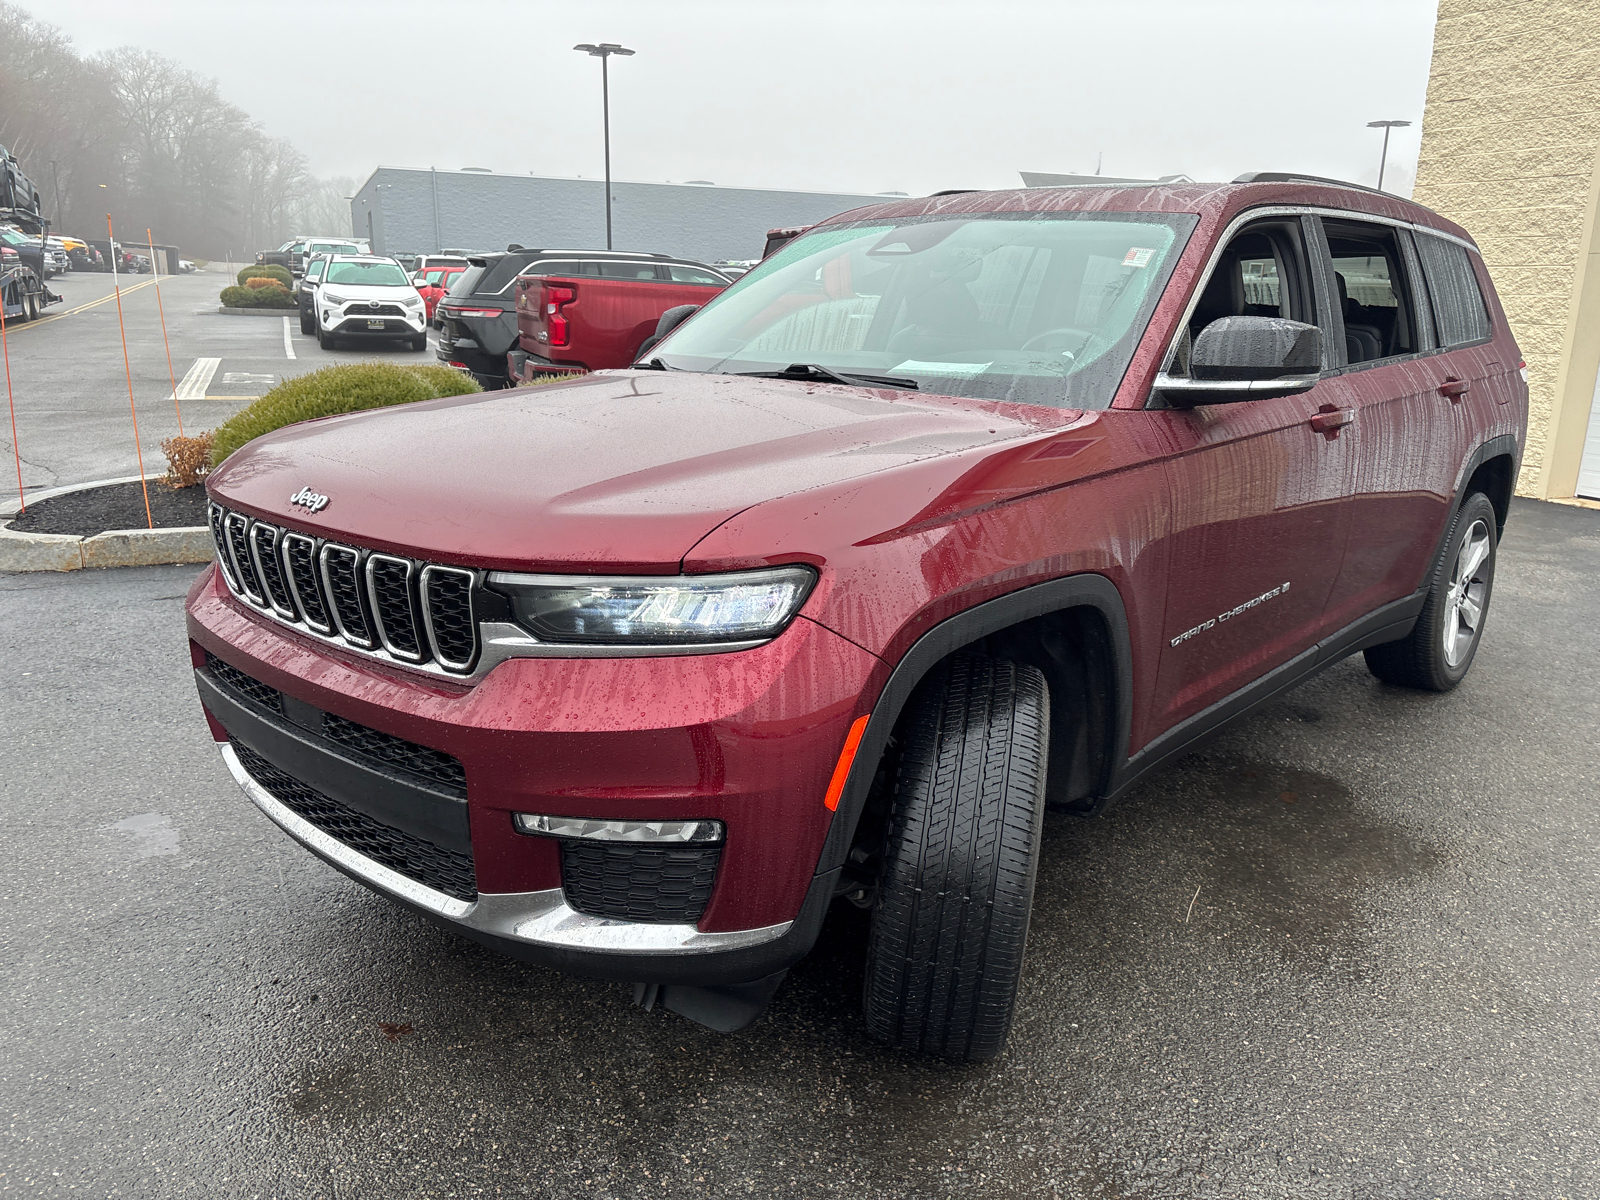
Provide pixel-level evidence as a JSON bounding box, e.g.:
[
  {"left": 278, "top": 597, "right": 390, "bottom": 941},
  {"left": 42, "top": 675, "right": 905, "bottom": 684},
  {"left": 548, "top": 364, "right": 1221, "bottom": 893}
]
[{"left": 810, "top": 180, "right": 1473, "bottom": 247}]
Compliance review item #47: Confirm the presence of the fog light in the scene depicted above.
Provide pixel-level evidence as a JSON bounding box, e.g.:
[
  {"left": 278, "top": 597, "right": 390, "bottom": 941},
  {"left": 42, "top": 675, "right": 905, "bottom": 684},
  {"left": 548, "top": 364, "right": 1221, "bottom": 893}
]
[{"left": 514, "top": 813, "right": 724, "bottom": 844}]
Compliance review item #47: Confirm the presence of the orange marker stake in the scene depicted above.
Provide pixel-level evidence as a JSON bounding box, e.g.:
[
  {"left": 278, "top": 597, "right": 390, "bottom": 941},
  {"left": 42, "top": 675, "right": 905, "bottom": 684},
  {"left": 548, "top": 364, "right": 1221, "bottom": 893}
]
[
  {"left": 0, "top": 287, "right": 21, "bottom": 512},
  {"left": 147, "top": 229, "right": 182, "bottom": 435},
  {"left": 108, "top": 215, "right": 153, "bottom": 530}
]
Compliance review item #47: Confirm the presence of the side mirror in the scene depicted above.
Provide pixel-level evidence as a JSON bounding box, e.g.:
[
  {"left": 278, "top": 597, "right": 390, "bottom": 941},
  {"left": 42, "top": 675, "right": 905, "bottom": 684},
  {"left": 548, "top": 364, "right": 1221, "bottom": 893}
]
[
  {"left": 1155, "top": 316, "right": 1322, "bottom": 406},
  {"left": 655, "top": 304, "right": 700, "bottom": 339}
]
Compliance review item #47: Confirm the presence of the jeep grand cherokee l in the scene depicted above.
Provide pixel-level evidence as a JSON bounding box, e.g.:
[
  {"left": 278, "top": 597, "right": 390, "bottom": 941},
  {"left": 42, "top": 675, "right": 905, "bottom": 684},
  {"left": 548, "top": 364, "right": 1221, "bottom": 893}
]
[{"left": 190, "top": 176, "right": 1525, "bottom": 1060}]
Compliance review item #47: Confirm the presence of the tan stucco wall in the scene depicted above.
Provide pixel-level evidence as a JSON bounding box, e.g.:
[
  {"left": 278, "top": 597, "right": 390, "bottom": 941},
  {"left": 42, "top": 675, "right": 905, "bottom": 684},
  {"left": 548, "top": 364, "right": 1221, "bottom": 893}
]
[{"left": 1411, "top": 0, "right": 1600, "bottom": 495}]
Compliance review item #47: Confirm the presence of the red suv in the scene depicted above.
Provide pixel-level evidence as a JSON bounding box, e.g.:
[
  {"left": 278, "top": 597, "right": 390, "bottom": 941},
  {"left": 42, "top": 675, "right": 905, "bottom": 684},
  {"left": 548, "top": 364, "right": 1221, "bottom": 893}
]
[{"left": 189, "top": 175, "right": 1525, "bottom": 1060}]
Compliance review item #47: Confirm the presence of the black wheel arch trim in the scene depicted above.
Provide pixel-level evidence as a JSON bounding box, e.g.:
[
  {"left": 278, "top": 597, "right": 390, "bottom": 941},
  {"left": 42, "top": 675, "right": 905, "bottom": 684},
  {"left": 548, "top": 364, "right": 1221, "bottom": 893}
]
[{"left": 814, "top": 572, "right": 1134, "bottom": 877}]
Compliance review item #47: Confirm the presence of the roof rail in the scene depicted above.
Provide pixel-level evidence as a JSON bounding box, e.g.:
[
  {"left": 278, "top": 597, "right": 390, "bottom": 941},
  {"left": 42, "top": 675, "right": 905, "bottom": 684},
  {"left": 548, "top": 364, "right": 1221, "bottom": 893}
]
[
  {"left": 1232, "top": 171, "right": 1384, "bottom": 195},
  {"left": 928, "top": 189, "right": 978, "bottom": 197}
]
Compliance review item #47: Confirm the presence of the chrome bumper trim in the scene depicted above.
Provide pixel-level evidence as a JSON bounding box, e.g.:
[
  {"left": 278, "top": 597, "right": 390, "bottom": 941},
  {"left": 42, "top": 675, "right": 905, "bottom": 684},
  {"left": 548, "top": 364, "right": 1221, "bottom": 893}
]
[{"left": 220, "top": 744, "right": 792, "bottom": 955}]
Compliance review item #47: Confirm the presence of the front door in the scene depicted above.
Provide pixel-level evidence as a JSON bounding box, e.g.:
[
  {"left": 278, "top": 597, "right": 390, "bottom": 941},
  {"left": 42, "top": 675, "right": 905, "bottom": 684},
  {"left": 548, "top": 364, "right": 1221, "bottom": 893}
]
[{"left": 1148, "top": 216, "right": 1356, "bottom": 734}]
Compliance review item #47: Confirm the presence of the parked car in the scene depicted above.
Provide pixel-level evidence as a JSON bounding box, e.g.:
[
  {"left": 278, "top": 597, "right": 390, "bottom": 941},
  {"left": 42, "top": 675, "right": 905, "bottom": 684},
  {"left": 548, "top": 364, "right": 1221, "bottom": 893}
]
[
  {"left": 179, "top": 259, "right": 197, "bottom": 273},
  {"left": 507, "top": 256, "right": 729, "bottom": 382},
  {"left": 312, "top": 254, "right": 428, "bottom": 350},
  {"left": 0, "top": 227, "right": 46, "bottom": 279},
  {"left": 296, "top": 253, "right": 333, "bottom": 334},
  {"left": 438, "top": 249, "right": 726, "bottom": 389},
  {"left": 190, "top": 175, "right": 1525, "bottom": 1058},
  {"left": 295, "top": 238, "right": 364, "bottom": 276},
  {"left": 0, "top": 144, "right": 41, "bottom": 216},
  {"left": 413, "top": 264, "right": 465, "bottom": 326},
  {"left": 255, "top": 238, "right": 302, "bottom": 272},
  {"left": 413, "top": 254, "right": 470, "bottom": 275}
]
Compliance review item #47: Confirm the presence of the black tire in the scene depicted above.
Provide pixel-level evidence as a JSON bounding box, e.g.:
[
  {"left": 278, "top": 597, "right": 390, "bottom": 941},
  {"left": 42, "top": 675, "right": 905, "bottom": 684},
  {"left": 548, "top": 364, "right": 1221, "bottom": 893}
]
[
  {"left": 409, "top": 333, "right": 428, "bottom": 352},
  {"left": 317, "top": 324, "right": 334, "bottom": 351},
  {"left": 1365, "top": 491, "right": 1498, "bottom": 691},
  {"left": 299, "top": 309, "right": 314, "bottom": 336},
  {"left": 863, "top": 652, "right": 1049, "bottom": 1061}
]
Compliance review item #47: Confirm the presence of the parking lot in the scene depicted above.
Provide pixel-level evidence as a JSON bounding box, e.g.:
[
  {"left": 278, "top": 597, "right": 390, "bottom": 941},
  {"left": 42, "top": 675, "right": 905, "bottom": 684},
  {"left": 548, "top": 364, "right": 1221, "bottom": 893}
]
[
  {"left": 2, "top": 497, "right": 1596, "bottom": 1198},
  {"left": 1, "top": 264, "right": 435, "bottom": 492}
]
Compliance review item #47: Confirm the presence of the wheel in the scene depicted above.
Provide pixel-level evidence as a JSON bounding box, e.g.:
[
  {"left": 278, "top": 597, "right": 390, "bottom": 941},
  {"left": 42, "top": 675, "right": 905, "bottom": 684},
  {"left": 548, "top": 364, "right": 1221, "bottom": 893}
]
[
  {"left": 409, "top": 333, "right": 428, "bottom": 352},
  {"left": 299, "top": 309, "right": 314, "bottom": 336},
  {"left": 862, "top": 652, "right": 1049, "bottom": 1061},
  {"left": 1365, "top": 491, "right": 1498, "bottom": 691},
  {"left": 317, "top": 323, "right": 334, "bottom": 351}
]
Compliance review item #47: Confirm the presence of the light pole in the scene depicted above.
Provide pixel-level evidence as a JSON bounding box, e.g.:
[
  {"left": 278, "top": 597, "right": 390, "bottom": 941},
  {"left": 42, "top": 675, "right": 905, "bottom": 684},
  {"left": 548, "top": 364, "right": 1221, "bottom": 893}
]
[
  {"left": 573, "top": 42, "right": 635, "bottom": 250},
  {"left": 1366, "top": 120, "right": 1412, "bottom": 192}
]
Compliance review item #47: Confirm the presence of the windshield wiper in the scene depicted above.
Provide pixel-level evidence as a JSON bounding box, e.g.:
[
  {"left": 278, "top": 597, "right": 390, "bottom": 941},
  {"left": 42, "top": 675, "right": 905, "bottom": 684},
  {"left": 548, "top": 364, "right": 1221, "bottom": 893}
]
[
  {"left": 636, "top": 357, "right": 677, "bottom": 371},
  {"left": 733, "top": 363, "right": 919, "bottom": 390}
]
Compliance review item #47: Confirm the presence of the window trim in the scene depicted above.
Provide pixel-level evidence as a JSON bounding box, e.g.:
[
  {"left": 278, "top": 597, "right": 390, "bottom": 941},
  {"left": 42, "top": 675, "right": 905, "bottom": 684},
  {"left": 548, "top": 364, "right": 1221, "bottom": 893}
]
[{"left": 1317, "top": 214, "right": 1429, "bottom": 374}]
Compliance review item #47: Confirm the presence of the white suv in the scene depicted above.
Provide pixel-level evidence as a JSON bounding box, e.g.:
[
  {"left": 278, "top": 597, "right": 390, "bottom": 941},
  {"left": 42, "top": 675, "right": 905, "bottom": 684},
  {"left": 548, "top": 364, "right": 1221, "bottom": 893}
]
[{"left": 315, "top": 256, "right": 428, "bottom": 352}]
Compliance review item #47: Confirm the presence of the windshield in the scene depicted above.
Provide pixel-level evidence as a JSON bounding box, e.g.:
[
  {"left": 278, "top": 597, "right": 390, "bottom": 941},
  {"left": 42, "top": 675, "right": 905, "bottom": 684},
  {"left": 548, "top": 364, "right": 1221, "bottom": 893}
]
[
  {"left": 652, "top": 212, "right": 1196, "bottom": 408},
  {"left": 310, "top": 242, "right": 359, "bottom": 255},
  {"left": 324, "top": 261, "right": 411, "bottom": 287}
]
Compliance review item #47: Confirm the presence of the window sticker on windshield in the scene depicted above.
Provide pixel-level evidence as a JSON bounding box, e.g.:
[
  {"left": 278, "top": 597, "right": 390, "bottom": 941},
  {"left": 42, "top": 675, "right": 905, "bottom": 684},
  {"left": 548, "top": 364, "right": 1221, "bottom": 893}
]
[
  {"left": 892, "top": 361, "right": 993, "bottom": 377},
  {"left": 1122, "top": 247, "right": 1155, "bottom": 269}
]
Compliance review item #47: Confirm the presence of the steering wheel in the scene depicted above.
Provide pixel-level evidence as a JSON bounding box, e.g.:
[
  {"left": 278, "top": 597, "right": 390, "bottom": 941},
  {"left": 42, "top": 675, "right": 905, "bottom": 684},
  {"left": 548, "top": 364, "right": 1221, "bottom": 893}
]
[{"left": 1021, "top": 326, "right": 1095, "bottom": 356}]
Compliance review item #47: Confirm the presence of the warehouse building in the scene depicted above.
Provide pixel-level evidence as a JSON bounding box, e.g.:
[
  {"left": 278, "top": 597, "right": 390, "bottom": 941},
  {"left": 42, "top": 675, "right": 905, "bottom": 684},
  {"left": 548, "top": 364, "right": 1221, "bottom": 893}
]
[
  {"left": 1412, "top": 0, "right": 1600, "bottom": 500},
  {"left": 347, "top": 168, "right": 889, "bottom": 267}
]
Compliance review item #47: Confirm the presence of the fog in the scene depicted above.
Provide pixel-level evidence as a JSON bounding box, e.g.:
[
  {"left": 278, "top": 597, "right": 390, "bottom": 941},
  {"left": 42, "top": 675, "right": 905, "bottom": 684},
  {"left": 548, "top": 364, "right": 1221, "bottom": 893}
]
[{"left": 31, "top": 0, "right": 1434, "bottom": 198}]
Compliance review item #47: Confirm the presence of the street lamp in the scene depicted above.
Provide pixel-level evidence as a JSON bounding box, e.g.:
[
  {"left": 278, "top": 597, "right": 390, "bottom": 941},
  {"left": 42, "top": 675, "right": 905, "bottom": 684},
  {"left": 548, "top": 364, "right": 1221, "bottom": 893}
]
[
  {"left": 1366, "top": 120, "right": 1412, "bottom": 192},
  {"left": 573, "top": 42, "right": 635, "bottom": 250}
]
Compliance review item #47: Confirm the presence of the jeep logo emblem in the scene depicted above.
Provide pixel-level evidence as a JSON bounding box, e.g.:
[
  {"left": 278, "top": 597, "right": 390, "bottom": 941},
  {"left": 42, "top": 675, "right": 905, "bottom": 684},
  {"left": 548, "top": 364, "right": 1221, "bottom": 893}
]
[{"left": 289, "top": 487, "right": 330, "bottom": 514}]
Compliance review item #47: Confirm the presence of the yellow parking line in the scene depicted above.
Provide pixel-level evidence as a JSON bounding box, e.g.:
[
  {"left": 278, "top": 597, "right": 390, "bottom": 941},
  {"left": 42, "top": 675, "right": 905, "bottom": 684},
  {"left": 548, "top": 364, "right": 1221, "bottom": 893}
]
[{"left": 5, "top": 278, "right": 160, "bottom": 333}]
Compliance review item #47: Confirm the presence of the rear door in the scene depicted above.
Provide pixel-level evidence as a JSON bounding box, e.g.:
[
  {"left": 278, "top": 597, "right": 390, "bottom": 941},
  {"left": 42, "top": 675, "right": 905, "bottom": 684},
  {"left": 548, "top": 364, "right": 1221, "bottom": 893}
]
[{"left": 1150, "top": 215, "right": 1356, "bottom": 730}]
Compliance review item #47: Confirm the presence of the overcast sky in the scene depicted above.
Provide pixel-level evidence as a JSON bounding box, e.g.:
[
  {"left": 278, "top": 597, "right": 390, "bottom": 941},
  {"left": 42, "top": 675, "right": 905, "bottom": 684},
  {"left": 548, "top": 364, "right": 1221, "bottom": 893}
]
[{"left": 33, "top": 0, "right": 1437, "bottom": 197}]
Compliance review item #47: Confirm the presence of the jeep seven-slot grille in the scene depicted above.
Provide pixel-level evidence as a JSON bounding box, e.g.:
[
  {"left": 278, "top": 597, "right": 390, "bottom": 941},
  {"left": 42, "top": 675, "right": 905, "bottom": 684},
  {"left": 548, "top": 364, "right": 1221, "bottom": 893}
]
[
  {"left": 205, "top": 504, "right": 481, "bottom": 675},
  {"left": 559, "top": 841, "right": 722, "bottom": 924},
  {"left": 231, "top": 740, "right": 477, "bottom": 902}
]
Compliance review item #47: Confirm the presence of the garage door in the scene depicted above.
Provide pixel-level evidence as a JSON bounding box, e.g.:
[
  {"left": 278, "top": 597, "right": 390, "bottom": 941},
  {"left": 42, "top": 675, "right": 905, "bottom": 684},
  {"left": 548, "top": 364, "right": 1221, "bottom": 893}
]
[{"left": 1581, "top": 362, "right": 1600, "bottom": 499}]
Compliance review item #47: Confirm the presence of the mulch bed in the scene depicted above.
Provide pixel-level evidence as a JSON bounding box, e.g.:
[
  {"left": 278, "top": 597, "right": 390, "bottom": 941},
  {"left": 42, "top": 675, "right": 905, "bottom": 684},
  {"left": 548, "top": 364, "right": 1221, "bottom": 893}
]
[{"left": 7, "top": 480, "right": 209, "bottom": 536}]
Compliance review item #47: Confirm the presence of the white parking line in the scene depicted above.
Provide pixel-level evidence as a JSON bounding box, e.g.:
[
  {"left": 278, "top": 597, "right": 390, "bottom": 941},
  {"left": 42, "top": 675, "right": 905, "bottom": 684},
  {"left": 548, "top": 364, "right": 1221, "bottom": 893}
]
[
  {"left": 171, "top": 357, "right": 221, "bottom": 401},
  {"left": 282, "top": 316, "right": 296, "bottom": 360}
]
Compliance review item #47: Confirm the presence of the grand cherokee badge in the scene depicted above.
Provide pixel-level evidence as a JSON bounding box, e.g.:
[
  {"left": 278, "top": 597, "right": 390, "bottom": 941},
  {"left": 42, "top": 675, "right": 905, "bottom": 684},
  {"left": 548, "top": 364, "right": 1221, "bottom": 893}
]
[{"left": 289, "top": 487, "right": 330, "bottom": 514}]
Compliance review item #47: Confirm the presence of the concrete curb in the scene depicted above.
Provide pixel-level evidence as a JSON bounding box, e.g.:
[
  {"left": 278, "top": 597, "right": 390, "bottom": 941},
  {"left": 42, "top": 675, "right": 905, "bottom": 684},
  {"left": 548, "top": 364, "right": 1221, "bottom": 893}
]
[
  {"left": 217, "top": 306, "right": 295, "bottom": 316},
  {"left": 1, "top": 476, "right": 211, "bottom": 573}
]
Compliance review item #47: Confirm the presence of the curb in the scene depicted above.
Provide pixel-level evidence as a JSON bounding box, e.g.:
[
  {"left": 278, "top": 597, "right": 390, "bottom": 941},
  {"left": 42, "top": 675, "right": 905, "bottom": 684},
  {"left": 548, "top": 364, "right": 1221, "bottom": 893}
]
[
  {"left": 217, "top": 306, "right": 295, "bottom": 317},
  {"left": 1, "top": 476, "right": 211, "bottom": 573}
]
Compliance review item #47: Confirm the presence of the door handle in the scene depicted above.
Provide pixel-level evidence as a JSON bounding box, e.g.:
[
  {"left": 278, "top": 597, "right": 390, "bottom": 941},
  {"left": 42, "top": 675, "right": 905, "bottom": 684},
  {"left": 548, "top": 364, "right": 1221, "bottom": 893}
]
[
  {"left": 1309, "top": 405, "right": 1353, "bottom": 436},
  {"left": 1439, "top": 377, "right": 1469, "bottom": 401}
]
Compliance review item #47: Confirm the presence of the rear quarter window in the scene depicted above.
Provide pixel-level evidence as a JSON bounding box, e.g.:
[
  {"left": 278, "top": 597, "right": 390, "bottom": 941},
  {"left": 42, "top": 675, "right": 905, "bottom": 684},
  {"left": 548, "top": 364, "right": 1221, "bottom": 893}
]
[{"left": 1416, "top": 234, "right": 1491, "bottom": 346}]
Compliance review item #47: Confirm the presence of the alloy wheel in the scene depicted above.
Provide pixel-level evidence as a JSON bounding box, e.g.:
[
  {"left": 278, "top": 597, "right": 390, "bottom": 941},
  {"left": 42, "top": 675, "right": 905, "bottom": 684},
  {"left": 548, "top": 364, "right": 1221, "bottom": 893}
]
[{"left": 1443, "top": 518, "right": 1491, "bottom": 668}]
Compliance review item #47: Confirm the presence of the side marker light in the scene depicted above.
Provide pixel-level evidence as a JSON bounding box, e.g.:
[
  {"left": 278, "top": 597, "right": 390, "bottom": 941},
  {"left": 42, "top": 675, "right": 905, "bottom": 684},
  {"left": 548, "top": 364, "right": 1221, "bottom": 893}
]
[{"left": 823, "top": 715, "right": 871, "bottom": 812}]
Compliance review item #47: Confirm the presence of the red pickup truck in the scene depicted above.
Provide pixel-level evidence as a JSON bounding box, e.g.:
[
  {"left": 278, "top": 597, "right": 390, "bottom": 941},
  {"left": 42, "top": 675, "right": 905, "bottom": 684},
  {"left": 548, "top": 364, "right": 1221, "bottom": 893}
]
[{"left": 507, "top": 256, "right": 730, "bottom": 383}]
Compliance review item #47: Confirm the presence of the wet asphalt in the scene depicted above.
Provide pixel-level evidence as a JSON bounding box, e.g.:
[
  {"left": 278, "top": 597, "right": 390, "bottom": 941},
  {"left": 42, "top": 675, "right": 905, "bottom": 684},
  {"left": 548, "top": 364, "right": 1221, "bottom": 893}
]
[{"left": 2, "top": 497, "right": 1597, "bottom": 1199}]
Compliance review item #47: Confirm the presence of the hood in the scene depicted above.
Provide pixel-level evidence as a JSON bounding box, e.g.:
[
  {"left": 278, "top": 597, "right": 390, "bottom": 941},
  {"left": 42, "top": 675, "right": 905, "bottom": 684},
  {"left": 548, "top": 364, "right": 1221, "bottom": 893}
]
[{"left": 207, "top": 371, "right": 1080, "bottom": 573}]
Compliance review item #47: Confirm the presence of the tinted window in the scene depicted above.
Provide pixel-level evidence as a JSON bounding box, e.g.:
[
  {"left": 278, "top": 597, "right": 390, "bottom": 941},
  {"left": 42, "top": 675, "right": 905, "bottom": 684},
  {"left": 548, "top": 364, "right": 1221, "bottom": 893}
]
[
  {"left": 1415, "top": 234, "right": 1491, "bottom": 346},
  {"left": 449, "top": 264, "right": 486, "bottom": 297},
  {"left": 473, "top": 254, "right": 541, "bottom": 295},
  {"left": 668, "top": 265, "right": 727, "bottom": 285},
  {"left": 1323, "top": 220, "right": 1421, "bottom": 364}
]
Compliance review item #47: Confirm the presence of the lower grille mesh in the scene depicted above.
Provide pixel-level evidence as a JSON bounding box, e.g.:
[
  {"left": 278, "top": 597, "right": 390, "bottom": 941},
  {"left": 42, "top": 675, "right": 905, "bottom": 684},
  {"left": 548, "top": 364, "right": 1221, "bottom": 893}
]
[
  {"left": 206, "top": 654, "right": 283, "bottom": 715},
  {"left": 321, "top": 712, "right": 467, "bottom": 796},
  {"left": 232, "top": 739, "right": 477, "bottom": 902},
  {"left": 559, "top": 841, "right": 721, "bottom": 924}
]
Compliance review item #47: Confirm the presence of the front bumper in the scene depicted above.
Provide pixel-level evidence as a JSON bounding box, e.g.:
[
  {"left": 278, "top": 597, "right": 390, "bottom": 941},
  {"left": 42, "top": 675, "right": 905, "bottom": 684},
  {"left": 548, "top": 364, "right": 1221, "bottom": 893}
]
[
  {"left": 327, "top": 311, "right": 424, "bottom": 336},
  {"left": 188, "top": 563, "right": 882, "bottom": 984}
]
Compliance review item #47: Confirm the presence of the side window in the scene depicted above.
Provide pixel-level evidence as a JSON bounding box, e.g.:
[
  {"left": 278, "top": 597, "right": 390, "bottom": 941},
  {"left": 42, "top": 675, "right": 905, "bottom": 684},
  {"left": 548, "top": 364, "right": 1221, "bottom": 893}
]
[
  {"left": 1415, "top": 235, "right": 1491, "bottom": 346},
  {"left": 668, "top": 265, "right": 728, "bottom": 285},
  {"left": 1321, "top": 219, "right": 1421, "bottom": 364},
  {"left": 1171, "top": 221, "right": 1314, "bottom": 375}
]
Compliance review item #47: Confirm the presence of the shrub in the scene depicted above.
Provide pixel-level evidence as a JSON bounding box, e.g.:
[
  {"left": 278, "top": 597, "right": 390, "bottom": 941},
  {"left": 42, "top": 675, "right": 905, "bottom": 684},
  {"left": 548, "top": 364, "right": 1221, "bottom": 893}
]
[
  {"left": 238, "top": 263, "right": 292, "bottom": 287},
  {"left": 210, "top": 363, "right": 482, "bottom": 465},
  {"left": 220, "top": 284, "right": 297, "bottom": 309},
  {"left": 159, "top": 431, "right": 215, "bottom": 488}
]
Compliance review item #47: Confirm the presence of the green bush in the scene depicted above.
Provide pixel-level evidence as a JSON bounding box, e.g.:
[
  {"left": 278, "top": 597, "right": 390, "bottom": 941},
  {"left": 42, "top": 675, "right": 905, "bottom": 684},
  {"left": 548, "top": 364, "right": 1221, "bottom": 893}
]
[
  {"left": 238, "top": 263, "right": 292, "bottom": 287},
  {"left": 211, "top": 363, "right": 482, "bottom": 465},
  {"left": 220, "top": 284, "right": 297, "bottom": 309}
]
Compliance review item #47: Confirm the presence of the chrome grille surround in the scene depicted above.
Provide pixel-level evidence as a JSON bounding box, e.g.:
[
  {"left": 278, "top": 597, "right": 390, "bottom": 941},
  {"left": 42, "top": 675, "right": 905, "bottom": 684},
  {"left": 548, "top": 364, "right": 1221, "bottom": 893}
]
[
  {"left": 420, "top": 565, "right": 478, "bottom": 672},
  {"left": 207, "top": 502, "right": 481, "bottom": 679}
]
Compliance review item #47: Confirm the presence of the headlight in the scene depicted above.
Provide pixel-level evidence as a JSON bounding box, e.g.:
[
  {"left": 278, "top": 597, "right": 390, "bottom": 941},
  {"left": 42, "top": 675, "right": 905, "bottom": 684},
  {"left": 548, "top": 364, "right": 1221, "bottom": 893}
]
[
  {"left": 486, "top": 566, "right": 816, "bottom": 645},
  {"left": 405, "top": 294, "right": 423, "bottom": 307},
  {"left": 322, "top": 291, "right": 348, "bottom": 305}
]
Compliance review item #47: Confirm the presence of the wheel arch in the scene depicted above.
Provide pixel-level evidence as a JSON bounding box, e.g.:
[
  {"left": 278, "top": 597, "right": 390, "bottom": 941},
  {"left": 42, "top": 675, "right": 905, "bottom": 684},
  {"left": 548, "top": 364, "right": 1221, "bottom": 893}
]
[{"left": 816, "top": 573, "right": 1134, "bottom": 877}]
